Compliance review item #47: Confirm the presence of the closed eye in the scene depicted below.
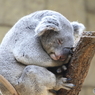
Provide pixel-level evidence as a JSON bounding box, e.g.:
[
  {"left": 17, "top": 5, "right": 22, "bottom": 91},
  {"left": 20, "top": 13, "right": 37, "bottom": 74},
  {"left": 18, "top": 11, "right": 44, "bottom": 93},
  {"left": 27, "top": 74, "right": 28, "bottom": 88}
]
[{"left": 57, "top": 39, "right": 63, "bottom": 45}]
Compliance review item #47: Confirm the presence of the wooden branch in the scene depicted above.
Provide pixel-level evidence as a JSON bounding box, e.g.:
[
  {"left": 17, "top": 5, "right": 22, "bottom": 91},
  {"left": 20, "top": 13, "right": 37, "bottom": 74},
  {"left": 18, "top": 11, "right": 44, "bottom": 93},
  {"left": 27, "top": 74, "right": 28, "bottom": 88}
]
[
  {"left": 0, "top": 75, "right": 18, "bottom": 95},
  {"left": 58, "top": 31, "right": 95, "bottom": 95}
]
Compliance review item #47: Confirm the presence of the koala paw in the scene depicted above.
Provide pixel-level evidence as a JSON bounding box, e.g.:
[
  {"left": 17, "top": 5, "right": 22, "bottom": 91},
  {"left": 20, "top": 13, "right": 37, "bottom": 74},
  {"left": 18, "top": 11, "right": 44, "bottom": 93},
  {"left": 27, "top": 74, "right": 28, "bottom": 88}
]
[{"left": 55, "top": 77, "right": 75, "bottom": 90}]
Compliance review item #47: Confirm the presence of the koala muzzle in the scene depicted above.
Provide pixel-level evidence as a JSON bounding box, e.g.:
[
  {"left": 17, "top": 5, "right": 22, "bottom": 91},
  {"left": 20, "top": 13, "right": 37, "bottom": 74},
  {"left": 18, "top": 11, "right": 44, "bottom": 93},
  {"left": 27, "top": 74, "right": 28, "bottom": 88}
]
[{"left": 50, "top": 47, "right": 73, "bottom": 61}]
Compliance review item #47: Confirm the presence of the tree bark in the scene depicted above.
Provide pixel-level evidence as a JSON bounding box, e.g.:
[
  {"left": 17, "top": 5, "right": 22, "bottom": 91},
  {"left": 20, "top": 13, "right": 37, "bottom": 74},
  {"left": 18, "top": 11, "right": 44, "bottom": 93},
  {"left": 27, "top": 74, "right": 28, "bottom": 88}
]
[{"left": 58, "top": 31, "right": 95, "bottom": 95}]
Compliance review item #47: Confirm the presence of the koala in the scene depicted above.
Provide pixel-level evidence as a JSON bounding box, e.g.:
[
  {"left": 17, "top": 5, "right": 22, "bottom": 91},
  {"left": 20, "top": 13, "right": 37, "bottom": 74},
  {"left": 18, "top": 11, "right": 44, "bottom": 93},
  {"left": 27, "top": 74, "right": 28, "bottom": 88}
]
[{"left": 0, "top": 10, "right": 85, "bottom": 95}]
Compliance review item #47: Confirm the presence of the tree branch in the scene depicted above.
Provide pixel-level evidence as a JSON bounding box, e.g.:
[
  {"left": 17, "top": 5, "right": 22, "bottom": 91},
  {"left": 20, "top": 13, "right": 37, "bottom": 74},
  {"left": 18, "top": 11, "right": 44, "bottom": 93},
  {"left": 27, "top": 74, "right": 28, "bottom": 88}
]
[{"left": 58, "top": 31, "right": 95, "bottom": 95}]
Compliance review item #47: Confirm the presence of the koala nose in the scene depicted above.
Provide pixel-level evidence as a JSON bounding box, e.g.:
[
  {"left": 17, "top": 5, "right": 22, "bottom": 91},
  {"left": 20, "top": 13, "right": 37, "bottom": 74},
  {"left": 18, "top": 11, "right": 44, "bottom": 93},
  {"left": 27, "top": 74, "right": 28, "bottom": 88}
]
[
  {"left": 62, "top": 47, "right": 73, "bottom": 56},
  {"left": 58, "top": 47, "right": 73, "bottom": 61},
  {"left": 50, "top": 47, "right": 73, "bottom": 61}
]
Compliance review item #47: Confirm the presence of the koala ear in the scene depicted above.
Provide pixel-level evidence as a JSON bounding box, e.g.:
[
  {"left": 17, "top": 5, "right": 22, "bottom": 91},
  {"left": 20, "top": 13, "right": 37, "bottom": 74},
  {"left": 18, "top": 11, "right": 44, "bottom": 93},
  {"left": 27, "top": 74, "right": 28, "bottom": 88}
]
[
  {"left": 71, "top": 21, "right": 85, "bottom": 46},
  {"left": 71, "top": 21, "right": 85, "bottom": 36},
  {"left": 35, "top": 15, "right": 60, "bottom": 36}
]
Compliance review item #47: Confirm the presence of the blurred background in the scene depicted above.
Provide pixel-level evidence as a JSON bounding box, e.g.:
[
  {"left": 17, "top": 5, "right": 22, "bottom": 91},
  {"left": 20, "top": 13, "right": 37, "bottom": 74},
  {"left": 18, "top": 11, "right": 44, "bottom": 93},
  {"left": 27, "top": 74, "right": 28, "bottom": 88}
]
[{"left": 0, "top": 0, "right": 95, "bottom": 95}]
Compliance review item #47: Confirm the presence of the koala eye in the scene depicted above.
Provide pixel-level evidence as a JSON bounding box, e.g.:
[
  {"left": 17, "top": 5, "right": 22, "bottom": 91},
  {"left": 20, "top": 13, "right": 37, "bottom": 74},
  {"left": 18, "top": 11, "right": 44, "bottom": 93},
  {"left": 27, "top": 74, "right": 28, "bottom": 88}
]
[{"left": 57, "top": 39, "right": 63, "bottom": 45}]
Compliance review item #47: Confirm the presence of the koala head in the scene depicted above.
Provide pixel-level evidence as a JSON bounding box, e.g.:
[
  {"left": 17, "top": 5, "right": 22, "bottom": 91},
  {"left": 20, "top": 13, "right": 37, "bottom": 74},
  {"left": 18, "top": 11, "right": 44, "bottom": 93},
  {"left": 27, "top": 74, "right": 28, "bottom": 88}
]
[
  {"left": 35, "top": 15, "right": 85, "bottom": 62},
  {"left": 39, "top": 29, "right": 74, "bottom": 62}
]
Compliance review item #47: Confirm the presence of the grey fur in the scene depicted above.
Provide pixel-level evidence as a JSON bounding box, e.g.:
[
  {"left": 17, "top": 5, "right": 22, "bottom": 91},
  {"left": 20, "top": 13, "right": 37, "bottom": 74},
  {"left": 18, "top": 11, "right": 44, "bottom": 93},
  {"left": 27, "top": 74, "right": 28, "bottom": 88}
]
[{"left": 0, "top": 10, "right": 85, "bottom": 95}]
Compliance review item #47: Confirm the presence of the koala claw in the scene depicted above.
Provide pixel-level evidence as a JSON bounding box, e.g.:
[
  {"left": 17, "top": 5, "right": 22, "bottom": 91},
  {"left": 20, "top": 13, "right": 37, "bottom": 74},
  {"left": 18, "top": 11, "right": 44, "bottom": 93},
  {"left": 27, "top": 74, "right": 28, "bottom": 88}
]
[
  {"left": 62, "top": 83, "right": 75, "bottom": 90},
  {"left": 62, "top": 78, "right": 75, "bottom": 90},
  {"left": 67, "top": 78, "right": 72, "bottom": 81},
  {"left": 55, "top": 77, "right": 74, "bottom": 90},
  {"left": 61, "top": 77, "right": 67, "bottom": 83},
  {"left": 62, "top": 65, "right": 67, "bottom": 70}
]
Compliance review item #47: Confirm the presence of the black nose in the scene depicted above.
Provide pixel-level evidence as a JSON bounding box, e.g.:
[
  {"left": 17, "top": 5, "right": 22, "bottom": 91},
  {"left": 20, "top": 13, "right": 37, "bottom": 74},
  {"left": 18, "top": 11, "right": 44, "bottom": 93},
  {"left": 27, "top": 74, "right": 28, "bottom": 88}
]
[
  {"left": 57, "top": 47, "right": 73, "bottom": 61},
  {"left": 62, "top": 47, "right": 73, "bottom": 56}
]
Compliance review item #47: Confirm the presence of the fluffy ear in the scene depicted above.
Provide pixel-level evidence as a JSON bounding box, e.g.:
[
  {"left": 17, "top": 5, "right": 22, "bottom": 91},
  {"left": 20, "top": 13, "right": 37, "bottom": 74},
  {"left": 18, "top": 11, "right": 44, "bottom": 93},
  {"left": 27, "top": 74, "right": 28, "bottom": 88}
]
[
  {"left": 35, "top": 15, "right": 60, "bottom": 36},
  {"left": 71, "top": 21, "right": 85, "bottom": 46},
  {"left": 71, "top": 21, "right": 85, "bottom": 36}
]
